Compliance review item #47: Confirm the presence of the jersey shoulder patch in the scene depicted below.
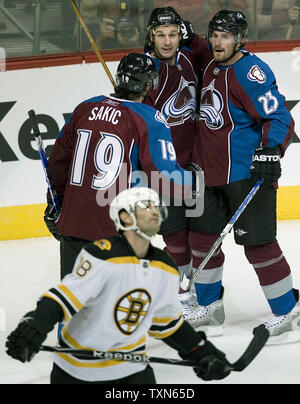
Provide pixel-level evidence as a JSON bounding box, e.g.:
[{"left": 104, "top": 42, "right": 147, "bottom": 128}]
[
  {"left": 84, "top": 236, "right": 132, "bottom": 260},
  {"left": 93, "top": 238, "right": 112, "bottom": 251},
  {"left": 236, "top": 53, "right": 274, "bottom": 87}
]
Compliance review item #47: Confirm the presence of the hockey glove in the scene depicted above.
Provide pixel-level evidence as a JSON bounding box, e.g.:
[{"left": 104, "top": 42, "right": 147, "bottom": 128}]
[
  {"left": 180, "top": 20, "right": 195, "bottom": 46},
  {"left": 180, "top": 336, "right": 231, "bottom": 381},
  {"left": 6, "top": 312, "right": 50, "bottom": 363},
  {"left": 250, "top": 146, "right": 281, "bottom": 186},
  {"left": 44, "top": 202, "right": 60, "bottom": 240}
]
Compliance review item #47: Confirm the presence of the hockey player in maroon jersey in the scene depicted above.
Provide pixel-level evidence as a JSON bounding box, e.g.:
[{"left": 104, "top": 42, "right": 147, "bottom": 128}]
[
  {"left": 143, "top": 7, "right": 210, "bottom": 303},
  {"left": 44, "top": 53, "right": 199, "bottom": 279},
  {"left": 186, "top": 10, "right": 300, "bottom": 343}
]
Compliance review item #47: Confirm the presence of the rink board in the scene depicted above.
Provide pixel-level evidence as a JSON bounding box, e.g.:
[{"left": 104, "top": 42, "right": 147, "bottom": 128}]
[{"left": 1, "top": 52, "right": 300, "bottom": 240}]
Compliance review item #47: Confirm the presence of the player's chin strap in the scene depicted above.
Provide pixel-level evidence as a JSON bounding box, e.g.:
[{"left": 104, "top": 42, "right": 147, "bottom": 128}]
[
  {"left": 119, "top": 214, "right": 160, "bottom": 242},
  {"left": 135, "top": 228, "right": 154, "bottom": 242}
]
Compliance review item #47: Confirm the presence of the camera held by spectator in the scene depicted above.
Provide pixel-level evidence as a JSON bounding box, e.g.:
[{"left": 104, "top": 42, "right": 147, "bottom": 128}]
[{"left": 96, "top": 0, "right": 141, "bottom": 49}]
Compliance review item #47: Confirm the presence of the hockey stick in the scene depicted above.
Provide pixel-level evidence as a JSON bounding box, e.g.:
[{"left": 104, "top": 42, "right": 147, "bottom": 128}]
[
  {"left": 182, "top": 178, "right": 263, "bottom": 291},
  {"left": 69, "top": 0, "right": 116, "bottom": 89},
  {"left": 40, "top": 324, "right": 269, "bottom": 372},
  {"left": 27, "top": 109, "right": 61, "bottom": 213}
]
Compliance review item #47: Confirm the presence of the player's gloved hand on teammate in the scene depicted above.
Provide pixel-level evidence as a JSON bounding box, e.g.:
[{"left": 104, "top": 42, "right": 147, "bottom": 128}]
[
  {"left": 180, "top": 332, "right": 231, "bottom": 381},
  {"left": 250, "top": 146, "right": 281, "bottom": 186},
  {"left": 6, "top": 312, "right": 49, "bottom": 363},
  {"left": 180, "top": 20, "right": 195, "bottom": 46},
  {"left": 44, "top": 201, "right": 60, "bottom": 241}
]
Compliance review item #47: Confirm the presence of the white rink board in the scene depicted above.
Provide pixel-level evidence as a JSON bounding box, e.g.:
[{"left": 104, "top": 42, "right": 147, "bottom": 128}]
[{"left": 0, "top": 51, "right": 299, "bottom": 208}]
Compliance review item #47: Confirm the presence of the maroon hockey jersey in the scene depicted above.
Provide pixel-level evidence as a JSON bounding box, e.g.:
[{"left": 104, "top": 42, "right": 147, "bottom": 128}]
[
  {"left": 144, "top": 37, "right": 209, "bottom": 166},
  {"left": 48, "top": 95, "right": 193, "bottom": 240}
]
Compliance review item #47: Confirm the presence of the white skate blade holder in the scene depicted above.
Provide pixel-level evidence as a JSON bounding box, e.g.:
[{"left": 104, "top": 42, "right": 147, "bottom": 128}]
[{"left": 266, "top": 320, "right": 300, "bottom": 346}]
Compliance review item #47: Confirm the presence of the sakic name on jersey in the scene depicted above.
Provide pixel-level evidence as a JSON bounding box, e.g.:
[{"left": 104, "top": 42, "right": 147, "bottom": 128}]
[{"left": 88, "top": 105, "right": 122, "bottom": 124}]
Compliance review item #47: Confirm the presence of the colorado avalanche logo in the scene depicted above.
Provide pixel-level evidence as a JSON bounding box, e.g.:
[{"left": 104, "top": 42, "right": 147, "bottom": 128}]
[
  {"left": 200, "top": 79, "right": 224, "bottom": 130},
  {"left": 161, "top": 76, "right": 196, "bottom": 126},
  {"left": 155, "top": 110, "right": 170, "bottom": 128},
  {"left": 247, "top": 65, "right": 266, "bottom": 84}
]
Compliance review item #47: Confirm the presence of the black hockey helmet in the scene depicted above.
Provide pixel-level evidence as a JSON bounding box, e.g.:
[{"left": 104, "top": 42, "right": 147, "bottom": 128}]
[
  {"left": 116, "top": 53, "right": 158, "bottom": 95},
  {"left": 207, "top": 10, "right": 248, "bottom": 43},
  {"left": 147, "top": 7, "right": 182, "bottom": 33}
]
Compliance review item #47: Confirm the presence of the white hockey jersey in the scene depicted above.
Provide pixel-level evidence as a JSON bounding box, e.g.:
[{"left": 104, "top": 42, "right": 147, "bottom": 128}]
[{"left": 43, "top": 236, "right": 183, "bottom": 382}]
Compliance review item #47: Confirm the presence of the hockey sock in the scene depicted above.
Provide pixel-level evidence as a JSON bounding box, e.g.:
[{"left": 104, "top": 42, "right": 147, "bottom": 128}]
[{"left": 245, "top": 241, "right": 296, "bottom": 315}]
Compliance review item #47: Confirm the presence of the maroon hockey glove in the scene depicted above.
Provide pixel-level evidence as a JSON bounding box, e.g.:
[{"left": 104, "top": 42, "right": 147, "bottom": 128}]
[{"left": 250, "top": 146, "right": 281, "bottom": 186}]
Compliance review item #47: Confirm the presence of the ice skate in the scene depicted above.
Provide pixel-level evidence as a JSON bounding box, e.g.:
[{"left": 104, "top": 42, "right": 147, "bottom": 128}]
[
  {"left": 178, "top": 291, "right": 198, "bottom": 318},
  {"left": 183, "top": 295, "right": 225, "bottom": 337},
  {"left": 255, "top": 302, "right": 300, "bottom": 345}
]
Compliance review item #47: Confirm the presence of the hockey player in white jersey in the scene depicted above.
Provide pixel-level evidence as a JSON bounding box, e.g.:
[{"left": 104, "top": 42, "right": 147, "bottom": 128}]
[{"left": 6, "top": 187, "right": 231, "bottom": 384}]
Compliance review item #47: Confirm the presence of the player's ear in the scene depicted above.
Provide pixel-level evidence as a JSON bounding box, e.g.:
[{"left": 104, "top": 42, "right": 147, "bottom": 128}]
[{"left": 119, "top": 211, "right": 133, "bottom": 227}]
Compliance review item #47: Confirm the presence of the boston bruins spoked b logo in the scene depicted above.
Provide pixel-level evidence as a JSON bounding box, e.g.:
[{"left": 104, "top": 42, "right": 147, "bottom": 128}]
[{"left": 114, "top": 289, "right": 151, "bottom": 335}]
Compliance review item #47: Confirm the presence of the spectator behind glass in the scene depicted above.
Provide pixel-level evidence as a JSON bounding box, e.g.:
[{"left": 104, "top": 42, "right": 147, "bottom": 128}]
[
  {"left": 152, "top": 0, "right": 209, "bottom": 36},
  {"left": 81, "top": 0, "right": 142, "bottom": 49},
  {"left": 152, "top": 0, "right": 247, "bottom": 36},
  {"left": 245, "top": 0, "right": 300, "bottom": 40},
  {"left": 152, "top": 0, "right": 300, "bottom": 40}
]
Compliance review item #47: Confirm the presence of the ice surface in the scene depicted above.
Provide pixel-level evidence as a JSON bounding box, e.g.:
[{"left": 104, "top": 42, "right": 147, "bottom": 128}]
[{"left": 1, "top": 221, "right": 299, "bottom": 384}]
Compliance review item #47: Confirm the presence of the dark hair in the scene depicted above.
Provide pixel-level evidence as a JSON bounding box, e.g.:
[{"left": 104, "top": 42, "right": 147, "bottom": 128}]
[{"left": 115, "top": 52, "right": 158, "bottom": 99}]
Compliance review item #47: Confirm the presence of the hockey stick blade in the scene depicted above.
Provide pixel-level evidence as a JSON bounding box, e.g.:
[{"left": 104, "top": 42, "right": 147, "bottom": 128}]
[{"left": 231, "top": 324, "right": 269, "bottom": 372}]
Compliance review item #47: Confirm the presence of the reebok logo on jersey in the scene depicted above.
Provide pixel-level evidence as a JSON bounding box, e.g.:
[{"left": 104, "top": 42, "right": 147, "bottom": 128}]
[{"left": 247, "top": 65, "right": 266, "bottom": 84}]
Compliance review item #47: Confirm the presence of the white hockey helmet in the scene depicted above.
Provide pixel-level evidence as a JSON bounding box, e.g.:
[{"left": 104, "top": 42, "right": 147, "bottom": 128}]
[{"left": 109, "top": 187, "right": 168, "bottom": 240}]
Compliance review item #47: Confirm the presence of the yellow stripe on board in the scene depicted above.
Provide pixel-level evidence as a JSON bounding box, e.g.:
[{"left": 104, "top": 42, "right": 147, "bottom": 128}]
[
  {"left": 0, "top": 203, "right": 49, "bottom": 240},
  {"left": 277, "top": 186, "right": 300, "bottom": 220},
  {"left": 1, "top": 186, "right": 300, "bottom": 240}
]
